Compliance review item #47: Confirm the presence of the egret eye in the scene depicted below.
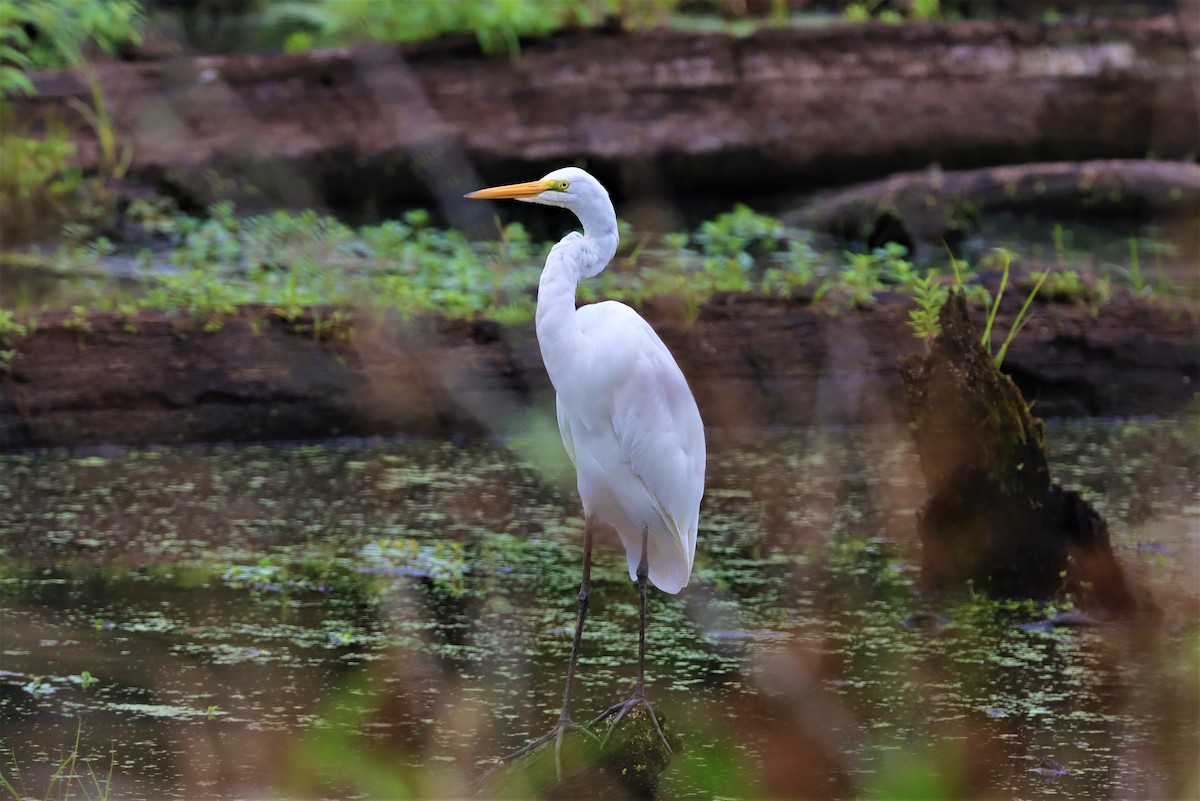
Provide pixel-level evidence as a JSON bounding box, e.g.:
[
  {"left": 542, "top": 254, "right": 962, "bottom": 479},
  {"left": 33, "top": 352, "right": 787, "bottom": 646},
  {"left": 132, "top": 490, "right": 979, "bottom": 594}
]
[{"left": 556, "top": 180, "right": 571, "bottom": 191}]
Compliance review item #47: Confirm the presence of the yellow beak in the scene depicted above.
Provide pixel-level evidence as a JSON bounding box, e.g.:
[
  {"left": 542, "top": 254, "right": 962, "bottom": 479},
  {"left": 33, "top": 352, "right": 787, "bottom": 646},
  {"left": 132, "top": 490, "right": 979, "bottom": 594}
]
[{"left": 464, "top": 179, "right": 552, "bottom": 200}]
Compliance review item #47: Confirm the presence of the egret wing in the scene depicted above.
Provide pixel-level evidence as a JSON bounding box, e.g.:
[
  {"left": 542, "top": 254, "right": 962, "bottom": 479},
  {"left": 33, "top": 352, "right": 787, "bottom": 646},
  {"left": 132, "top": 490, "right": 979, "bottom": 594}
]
[
  {"left": 556, "top": 397, "right": 578, "bottom": 468},
  {"left": 613, "top": 346, "right": 705, "bottom": 546},
  {"left": 587, "top": 305, "right": 705, "bottom": 588}
]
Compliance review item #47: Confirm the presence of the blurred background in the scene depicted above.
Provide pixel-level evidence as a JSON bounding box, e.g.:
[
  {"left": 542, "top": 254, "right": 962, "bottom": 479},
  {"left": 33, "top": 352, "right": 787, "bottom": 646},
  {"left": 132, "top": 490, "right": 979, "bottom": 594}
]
[{"left": 0, "top": 1, "right": 1197, "bottom": 799}]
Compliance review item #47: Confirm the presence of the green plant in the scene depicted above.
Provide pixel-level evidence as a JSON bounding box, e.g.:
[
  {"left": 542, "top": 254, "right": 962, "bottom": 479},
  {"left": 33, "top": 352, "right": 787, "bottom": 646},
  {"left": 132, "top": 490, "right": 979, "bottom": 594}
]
[
  {"left": 1110, "top": 236, "right": 1155, "bottom": 299},
  {"left": 304, "top": 308, "right": 349, "bottom": 342},
  {"left": 0, "top": 114, "right": 84, "bottom": 242},
  {"left": 833, "top": 247, "right": 916, "bottom": 307},
  {"left": 358, "top": 537, "right": 467, "bottom": 595},
  {"left": 979, "top": 248, "right": 1011, "bottom": 354},
  {"left": 911, "top": 0, "right": 941, "bottom": 19},
  {"left": 1039, "top": 268, "right": 1087, "bottom": 300},
  {"left": 67, "top": 67, "right": 133, "bottom": 181},
  {"left": 876, "top": 242, "right": 918, "bottom": 287},
  {"left": 0, "top": 719, "right": 115, "bottom": 801},
  {"left": 702, "top": 253, "right": 753, "bottom": 293},
  {"left": 979, "top": 249, "right": 1051, "bottom": 368},
  {"left": 0, "top": 307, "right": 28, "bottom": 376},
  {"left": 62, "top": 305, "right": 94, "bottom": 334},
  {"left": 0, "top": 21, "right": 34, "bottom": 98},
  {"left": 140, "top": 269, "right": 242, "bottom": 332},
  {"left": 845, "top": 0, "right": 904, "bottom": 22},
  {"left": 1128, "top": 236, "right": 1146, "bottom": 296},
  {"left": 694, "top": 204, "right": 785, "bottom": 257},
  {"left": 2, "top": 0, "right": 144, "bottom": 71},
  {"left": 761, "top": 240, "right": 822, "bottom": 298},
  {"left": 264, "top": 0, "right": 665, "bottom": 60},
  {"left": 0, "top": 310, "right": 27, "bottom": 342},
  {"left": 70, "top": 671, "right": 100, "bottom": 689},
  {"left": 0, "top": 1, "right": 143, "bottom": 245},
  {"left": 906, "top": 272, "right": 948, "bottom": 349}
]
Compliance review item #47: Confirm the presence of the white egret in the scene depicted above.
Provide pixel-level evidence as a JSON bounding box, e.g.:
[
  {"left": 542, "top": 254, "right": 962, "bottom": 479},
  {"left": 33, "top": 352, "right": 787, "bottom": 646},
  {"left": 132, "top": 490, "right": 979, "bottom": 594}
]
[{"left": 466, "top": 167, "right": 705, "bottom": 768}]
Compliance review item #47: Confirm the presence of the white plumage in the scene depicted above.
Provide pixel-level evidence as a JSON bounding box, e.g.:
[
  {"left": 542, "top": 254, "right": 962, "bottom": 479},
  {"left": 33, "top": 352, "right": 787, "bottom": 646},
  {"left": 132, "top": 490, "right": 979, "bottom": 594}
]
[
  {"left": 558, "top": 299, "right": 704, "bottom": 592},
  {"left": 514, "top": 166, "right": 705, "bottom": 593},
  {"left": 466, "top": 166, "right": 704, "bottom": 764}
]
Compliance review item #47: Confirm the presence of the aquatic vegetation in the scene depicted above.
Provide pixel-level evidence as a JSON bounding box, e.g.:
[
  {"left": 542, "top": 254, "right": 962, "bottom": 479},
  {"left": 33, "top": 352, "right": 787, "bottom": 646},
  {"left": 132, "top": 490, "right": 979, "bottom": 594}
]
[
  {"left": 222, "top": 559, "right": 330, "bottom": 596},
  {"left": 906, "top": 272, "right": 948, "bottom": 348},
  {"left": 0, "top": 309, "right": 27, "bottom": 353},
  {"left": 694, "top": 203, "right": 787, "bottom": 257},
  {"left": 0, "top": 114, "right": 86, "bottom": 245},
  {"left": 977, "top": 248, "right": 1051, "bottom": 368},
  {"left": 0, "top": 720, "right": 115, "bottom": 801},
  {"left": 69, "top": 670, "right": 100, "bottom": 689},
  {"left": 253, "top": 0, "right": 682, "bottom": 59},
  {"left": 0, "top": 0, "right": 144, "bottom": 71},
  {"left": 844, "top": 0, "right": 945, "bottom": 23},
  {"left": 0, "top": 195, "right": 1183, "bottom": 338},
  {"left": 358, "top": 537, "right": 467, "bottom": 593},
  {"left": 0, "top": 0, "right": 138, "bottom": 245}
]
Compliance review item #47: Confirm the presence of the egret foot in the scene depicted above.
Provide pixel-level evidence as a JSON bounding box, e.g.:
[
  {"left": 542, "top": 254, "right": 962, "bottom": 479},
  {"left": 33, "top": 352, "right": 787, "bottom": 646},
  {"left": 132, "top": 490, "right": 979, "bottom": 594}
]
[
  {"left": 501, "top": 716, "right": 601, "bottom": 779},
  {"left": 591, "top": 690, "right": 672, "bottom": 753}
]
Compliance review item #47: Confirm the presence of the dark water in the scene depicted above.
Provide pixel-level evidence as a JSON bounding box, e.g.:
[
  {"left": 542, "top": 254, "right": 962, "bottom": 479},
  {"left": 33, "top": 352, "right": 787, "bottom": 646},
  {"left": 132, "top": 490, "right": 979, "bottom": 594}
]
[{"left": 0, "top": 421, "right": 1196, "bottom": 799}]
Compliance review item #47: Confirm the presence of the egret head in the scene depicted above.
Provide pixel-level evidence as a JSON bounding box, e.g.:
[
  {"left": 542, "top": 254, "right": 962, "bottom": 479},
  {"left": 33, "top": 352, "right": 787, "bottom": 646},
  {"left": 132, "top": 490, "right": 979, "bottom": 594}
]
[
  {"left": 466, "top": 167, "right": 618, "bottom": 275},
  {"left": 465, "top": 166, "right": 610, "bottom": 215}
]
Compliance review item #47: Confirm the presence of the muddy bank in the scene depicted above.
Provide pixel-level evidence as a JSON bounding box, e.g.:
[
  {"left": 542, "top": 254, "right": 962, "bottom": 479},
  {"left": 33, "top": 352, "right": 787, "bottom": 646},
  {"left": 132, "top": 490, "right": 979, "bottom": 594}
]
[
  {"left": 13, "top": 15, "right": 1197, "bottom": 217},
  {"left": 0, "top": 296, "right": 1195, "bottom": 450}
]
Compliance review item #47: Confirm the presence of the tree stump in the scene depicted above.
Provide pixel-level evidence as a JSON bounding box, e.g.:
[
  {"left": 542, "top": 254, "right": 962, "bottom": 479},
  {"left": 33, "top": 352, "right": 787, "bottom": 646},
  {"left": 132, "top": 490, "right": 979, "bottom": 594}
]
[
  {"left": 474, "top": 706, "right": 679, "bottom": 800},
  {"left": 899, "top": 292, "right": 1151, "bottom": 613}
]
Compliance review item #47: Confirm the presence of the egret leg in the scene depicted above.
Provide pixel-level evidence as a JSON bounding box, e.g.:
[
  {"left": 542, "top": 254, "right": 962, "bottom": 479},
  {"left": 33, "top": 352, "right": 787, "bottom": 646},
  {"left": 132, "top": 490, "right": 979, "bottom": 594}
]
[
  {"left": 589, "top": 527, "right": 672, "bottom": 754},
  {"left": 501, "top": 516, "right": 600, "bottom": 775}
]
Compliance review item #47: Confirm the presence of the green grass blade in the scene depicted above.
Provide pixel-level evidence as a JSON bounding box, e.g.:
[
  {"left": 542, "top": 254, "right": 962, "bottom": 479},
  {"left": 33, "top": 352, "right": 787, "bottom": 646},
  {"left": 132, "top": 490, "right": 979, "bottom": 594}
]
[
  {"left": 980, "top": 249, "right": 1010, "bottom": 354},
  {"left": 995, "top": 266, "right": 1051, "bottom": 368}
]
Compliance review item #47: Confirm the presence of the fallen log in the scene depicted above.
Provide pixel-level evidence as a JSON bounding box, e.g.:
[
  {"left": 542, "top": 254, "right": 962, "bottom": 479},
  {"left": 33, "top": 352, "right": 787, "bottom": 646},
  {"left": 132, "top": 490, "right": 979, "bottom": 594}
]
[
  {"left": 0, "top": 295, "right": 1195, "bottom": 451},
  {"left": 785, "top": 160, "right": 1200, "bottom": 251},
  {"left": 9, "top": 16, "right": 1196, "bottom": 217},
  {"left": 804, "top": 0, "right": 1182, "bottom": 17}
]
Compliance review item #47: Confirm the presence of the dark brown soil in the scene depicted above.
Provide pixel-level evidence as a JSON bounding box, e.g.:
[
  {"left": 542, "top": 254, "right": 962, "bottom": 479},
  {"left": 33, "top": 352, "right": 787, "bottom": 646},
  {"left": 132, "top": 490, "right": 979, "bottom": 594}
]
[{"left": 1, "top": 295, "right": 1195, "bottom": 451}]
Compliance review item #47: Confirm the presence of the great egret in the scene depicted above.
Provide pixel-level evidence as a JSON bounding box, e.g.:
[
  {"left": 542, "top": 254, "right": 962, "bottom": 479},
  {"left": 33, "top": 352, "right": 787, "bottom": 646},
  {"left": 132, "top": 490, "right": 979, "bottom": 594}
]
[{"left": 466, "top": 167, "right": 705, "bottom": 770}]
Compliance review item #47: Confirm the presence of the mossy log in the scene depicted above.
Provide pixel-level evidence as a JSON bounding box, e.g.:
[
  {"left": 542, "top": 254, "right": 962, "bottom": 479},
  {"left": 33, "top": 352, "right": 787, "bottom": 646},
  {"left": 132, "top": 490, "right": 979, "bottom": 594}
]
[
  {"left": 899, "top": 292, "right": 1151, "bottom": 613},
  {"left": 473, "top": 706, "right": 678, "bottom": 800},
  {"left": 786, "top": 160, "right": 1200, "bottom": 251}
]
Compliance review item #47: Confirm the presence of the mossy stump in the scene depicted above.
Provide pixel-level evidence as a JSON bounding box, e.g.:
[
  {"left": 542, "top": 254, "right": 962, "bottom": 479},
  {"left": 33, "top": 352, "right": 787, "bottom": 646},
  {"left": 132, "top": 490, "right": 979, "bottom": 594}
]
[
  {"left": 900, "top": 292, "right": 1149, "bottom": 613},
  {"left": 475, "top": 706, "right": 679, "bottom": 800}
]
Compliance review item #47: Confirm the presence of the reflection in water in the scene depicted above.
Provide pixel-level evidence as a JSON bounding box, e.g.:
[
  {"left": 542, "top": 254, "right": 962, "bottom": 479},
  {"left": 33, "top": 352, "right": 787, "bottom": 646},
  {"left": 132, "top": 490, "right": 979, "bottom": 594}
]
[{"left": 0, "top": 422, "right": 1196, "bottom": 798}]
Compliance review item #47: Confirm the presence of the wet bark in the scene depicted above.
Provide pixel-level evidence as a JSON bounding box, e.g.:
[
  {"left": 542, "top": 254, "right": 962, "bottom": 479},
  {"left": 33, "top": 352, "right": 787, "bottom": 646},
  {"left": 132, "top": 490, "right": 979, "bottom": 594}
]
[{"left": 899, "top": 292, "right": 1152, "bottom": 613}]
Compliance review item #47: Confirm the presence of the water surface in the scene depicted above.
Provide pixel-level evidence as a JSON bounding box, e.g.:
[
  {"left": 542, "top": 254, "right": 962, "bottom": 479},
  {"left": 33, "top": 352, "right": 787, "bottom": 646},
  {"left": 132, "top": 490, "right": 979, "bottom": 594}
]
[{"left": 1, "top": 421, "right": 1196, "bottom": 799}]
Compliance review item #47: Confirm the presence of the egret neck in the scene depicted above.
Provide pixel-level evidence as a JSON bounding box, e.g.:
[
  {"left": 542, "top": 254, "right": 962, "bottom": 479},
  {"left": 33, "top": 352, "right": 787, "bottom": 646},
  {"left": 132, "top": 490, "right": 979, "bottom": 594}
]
[{"left": 534, "top": 208, "right": 618, "bottom": 385}]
